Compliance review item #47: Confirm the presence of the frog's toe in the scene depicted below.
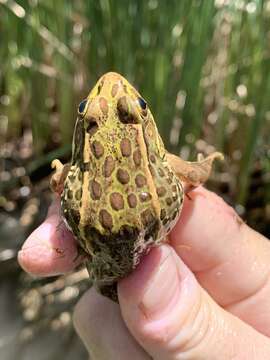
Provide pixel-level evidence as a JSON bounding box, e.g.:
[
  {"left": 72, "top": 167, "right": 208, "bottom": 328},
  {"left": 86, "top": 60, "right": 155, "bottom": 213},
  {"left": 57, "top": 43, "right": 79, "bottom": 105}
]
[{"left": 50, "top": 161, "right": 71, "bottom": 195}]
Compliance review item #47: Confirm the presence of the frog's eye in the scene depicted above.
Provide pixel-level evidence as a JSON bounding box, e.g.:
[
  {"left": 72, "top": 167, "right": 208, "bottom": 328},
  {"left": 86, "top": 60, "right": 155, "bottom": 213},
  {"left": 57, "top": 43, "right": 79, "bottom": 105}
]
[
  {"left": 138, "top": 97, "right": 147, "bottom": 110},
  {"left": 78, "top": 99, "right": 88, "bottom": 115}
]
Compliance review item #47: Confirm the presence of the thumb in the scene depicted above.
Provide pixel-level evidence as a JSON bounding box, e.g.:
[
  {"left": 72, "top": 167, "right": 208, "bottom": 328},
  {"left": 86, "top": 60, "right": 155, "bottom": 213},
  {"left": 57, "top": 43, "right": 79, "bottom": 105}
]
[{"left": 118, "top": 245, "right": 270, "bottom": 360}]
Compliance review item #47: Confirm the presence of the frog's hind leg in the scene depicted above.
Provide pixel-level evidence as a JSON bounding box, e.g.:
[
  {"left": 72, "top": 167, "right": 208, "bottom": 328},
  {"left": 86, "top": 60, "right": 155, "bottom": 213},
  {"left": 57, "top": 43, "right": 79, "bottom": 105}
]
[{"left": 167, "top": 152, "right": 223, "bottom": 194}]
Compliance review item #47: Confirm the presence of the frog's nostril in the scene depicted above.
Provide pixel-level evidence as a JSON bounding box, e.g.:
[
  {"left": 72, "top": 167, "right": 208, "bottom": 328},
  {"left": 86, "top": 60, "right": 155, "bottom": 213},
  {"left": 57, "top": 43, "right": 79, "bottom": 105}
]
[{"left": 86, "top": 117, "right": 98, "bottom": 136}]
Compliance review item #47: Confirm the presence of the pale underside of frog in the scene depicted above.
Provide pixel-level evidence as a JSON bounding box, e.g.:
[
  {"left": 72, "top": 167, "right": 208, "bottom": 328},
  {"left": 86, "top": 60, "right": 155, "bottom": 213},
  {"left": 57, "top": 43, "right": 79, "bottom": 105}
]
[{"left": 51, "top": 72, "right": 223, "bottom": 302}]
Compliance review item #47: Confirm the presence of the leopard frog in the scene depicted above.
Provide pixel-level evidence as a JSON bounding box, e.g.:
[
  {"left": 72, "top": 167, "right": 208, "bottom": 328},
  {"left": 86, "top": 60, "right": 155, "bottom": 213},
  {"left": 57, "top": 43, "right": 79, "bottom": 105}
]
[{"left": 51, "top": 72, "right": 223, "bottom": 301}]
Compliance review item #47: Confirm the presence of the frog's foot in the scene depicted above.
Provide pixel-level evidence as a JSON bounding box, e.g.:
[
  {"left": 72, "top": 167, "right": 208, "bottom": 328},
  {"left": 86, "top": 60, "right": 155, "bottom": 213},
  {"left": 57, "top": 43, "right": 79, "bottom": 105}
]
[
  {"left": 50, "top": 159, "right": 71, "bottom": 195},
  {"left": 97, "top": 282, "right": 118, "bottom": 303},
  {"left": 167, "top": 152, "right": 224, "bottom": 193}
]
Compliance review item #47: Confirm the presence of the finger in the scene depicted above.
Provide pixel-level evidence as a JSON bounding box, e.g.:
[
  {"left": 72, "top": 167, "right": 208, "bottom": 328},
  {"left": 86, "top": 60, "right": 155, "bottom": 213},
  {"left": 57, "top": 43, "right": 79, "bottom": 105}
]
[
  {"left": 17, "top": 198, "right": 82, "bottom": 276},
  {"left": 73, "top": 288, "right": 151, "bottom": 360},
  {"left": 170, "top": 187, "right": 270, "bottom": 335},
  {"left": 119, "top": 245, "right": 270, "bottom": 360}
]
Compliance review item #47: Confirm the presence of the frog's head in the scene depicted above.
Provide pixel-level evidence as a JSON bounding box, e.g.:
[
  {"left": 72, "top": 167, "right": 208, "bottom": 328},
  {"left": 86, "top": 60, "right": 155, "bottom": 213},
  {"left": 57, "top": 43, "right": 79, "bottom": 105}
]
[
  {"left": 79, "top": 72, "right": 148, "bottom": 125},
  {"left": 72, "top": 72, "right": 165, "bottom": 165}
]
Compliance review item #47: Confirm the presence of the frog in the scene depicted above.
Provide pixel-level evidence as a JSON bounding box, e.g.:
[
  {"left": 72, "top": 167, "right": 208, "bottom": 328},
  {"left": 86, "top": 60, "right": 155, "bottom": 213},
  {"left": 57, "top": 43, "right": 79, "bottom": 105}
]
[{"left": 50, "top": 72, "right": 223, "bottom": 301}]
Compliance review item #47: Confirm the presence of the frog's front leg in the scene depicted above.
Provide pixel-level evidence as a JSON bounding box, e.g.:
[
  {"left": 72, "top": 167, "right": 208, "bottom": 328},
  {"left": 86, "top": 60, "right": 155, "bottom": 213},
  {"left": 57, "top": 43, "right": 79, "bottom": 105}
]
[
  {"left": 167, "top": 152, "right": 223, "bottom": 193},
  {"left": 50, "top": 159, "right": 71, "bottom": 195}
]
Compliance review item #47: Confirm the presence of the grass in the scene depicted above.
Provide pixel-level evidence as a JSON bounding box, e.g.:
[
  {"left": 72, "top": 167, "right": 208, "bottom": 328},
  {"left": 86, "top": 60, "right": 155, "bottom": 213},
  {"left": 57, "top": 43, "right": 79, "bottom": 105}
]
[{"left": 0, "top": 0, "right": 269, "bottom": 206}]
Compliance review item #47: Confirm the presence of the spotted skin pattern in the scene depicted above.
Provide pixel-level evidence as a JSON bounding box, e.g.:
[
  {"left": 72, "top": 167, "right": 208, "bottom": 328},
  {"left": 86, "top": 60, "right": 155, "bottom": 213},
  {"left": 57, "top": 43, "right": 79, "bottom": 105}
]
[{"left": 51, "top": 72, "right": 223, "bottom": 301}]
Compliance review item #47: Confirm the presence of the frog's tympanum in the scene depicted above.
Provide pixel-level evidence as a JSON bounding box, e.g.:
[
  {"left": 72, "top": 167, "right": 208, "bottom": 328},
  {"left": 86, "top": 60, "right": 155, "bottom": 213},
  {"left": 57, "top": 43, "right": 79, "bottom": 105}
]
[{"left": 51, "top": 72, "right": 223, "bottom": 301}]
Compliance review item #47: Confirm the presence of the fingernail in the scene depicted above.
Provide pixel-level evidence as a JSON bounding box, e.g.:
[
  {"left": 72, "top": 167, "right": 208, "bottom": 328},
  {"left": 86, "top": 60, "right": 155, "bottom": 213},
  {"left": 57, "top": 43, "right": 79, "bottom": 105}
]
[{"left": 140, "top": 246, "right": 181, "bottom": 319}]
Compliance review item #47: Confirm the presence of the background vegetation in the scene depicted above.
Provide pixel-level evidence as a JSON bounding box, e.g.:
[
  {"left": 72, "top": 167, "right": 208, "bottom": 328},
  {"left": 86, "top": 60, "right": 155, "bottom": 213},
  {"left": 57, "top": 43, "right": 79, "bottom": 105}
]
[{"left": 0, "top": 0, "right": 269, "bottom": 359}]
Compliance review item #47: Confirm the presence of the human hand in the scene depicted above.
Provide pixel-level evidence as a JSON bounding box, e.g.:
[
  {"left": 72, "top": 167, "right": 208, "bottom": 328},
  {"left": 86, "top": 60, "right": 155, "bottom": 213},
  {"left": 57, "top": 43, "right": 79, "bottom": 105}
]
[{"left": 18, "top": 187, "right": 270, "bottom": 359}]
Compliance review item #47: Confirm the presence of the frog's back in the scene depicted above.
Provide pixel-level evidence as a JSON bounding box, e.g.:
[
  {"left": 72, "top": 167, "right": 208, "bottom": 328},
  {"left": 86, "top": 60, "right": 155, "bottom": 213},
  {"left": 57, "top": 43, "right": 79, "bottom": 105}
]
[{"left": 61, "top": 72, "right": 183, "bottom": 284}]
